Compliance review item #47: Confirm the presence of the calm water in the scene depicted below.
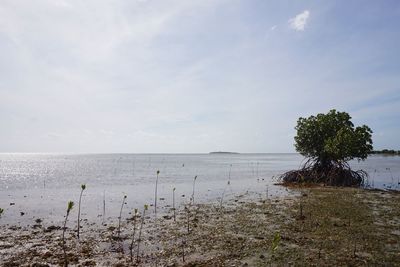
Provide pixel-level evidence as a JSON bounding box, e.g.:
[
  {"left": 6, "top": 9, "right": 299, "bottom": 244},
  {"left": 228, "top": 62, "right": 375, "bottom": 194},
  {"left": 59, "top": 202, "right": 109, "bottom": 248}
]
[{"left": 0, "top": 153, "right": 399, "bottom": 225}]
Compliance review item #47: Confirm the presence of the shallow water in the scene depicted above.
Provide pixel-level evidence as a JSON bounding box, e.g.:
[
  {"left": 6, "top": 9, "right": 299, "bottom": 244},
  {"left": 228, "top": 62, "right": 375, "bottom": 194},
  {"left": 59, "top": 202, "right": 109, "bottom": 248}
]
[{"left": 0, "top": 153, "right": 398, "bottom": 225}]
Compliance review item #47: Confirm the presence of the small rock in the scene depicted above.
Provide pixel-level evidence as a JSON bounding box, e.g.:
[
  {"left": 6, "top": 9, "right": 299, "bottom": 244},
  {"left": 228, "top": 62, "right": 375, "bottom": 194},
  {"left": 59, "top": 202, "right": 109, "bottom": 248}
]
[
  {"left": 81, "top": 260, "right": 96, "bottom": 266},
  {"left": 0, "top": 242, "right": 14, "bottom": 249},
  {"left": 31, "top": 264, "right": 50, "bottom": 267},
  {"left": 43, "top": 250, "right": 52, "bottom": 258},
  {"left": 10, "top": 203, "right": 15, "bottom": 206},
  {"left": 44, "top": 225, "right": 61, "bottom": 232},
  {"left": 163, "top": 215, "right": 172, "bottom": 220}
]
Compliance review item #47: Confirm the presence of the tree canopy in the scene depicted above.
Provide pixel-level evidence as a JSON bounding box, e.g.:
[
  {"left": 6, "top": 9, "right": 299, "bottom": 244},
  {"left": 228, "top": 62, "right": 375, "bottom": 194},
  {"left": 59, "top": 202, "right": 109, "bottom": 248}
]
[{"left": 294, "top": 110, "right": 373, "bottom": 166}]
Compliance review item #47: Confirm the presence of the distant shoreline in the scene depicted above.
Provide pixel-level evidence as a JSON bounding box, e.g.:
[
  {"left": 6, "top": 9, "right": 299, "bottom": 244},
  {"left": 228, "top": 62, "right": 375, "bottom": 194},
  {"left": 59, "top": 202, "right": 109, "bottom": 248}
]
[
  {"left": 209, "top": 151, "right": 240, "bottom": 154},
  {"left": 370, "top": 149, "right": 400, "bottom": 156}
]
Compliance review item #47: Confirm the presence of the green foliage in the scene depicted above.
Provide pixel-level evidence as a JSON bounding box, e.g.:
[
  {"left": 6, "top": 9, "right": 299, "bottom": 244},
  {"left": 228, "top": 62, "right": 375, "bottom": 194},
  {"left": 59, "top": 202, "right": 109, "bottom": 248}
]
[
  {"left": 0, "top": 208, "right": 4, "bottom": 217},
  {"left": 81, "top": 184, "right": 86, "bottom": 190},
  {"left": 67, "top": 201, "right": 74, "bottom": 213},
  {"left": 294, "top": 110, "right": 373, "bottom": 165}
]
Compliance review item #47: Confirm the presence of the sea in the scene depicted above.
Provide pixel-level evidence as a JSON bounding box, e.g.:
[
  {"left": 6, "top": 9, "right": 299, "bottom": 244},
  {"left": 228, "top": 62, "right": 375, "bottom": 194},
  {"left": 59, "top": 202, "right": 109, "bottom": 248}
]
[{"left": 0, "top": 153, "right": 399, "bottom": 225}]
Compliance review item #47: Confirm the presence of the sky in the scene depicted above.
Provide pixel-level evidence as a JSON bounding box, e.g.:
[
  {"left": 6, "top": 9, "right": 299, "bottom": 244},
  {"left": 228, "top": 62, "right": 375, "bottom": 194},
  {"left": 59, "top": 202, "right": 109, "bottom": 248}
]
[{"left": 0, "top": 0, "right": 399, "bottom": 153}]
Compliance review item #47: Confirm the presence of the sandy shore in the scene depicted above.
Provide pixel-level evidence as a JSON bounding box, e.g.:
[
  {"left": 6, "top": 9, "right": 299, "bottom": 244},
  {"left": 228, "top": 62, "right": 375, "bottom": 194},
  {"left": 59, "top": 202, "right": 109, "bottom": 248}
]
[{"left": 1, "top": 186, "right": 399, "bottom": 266}]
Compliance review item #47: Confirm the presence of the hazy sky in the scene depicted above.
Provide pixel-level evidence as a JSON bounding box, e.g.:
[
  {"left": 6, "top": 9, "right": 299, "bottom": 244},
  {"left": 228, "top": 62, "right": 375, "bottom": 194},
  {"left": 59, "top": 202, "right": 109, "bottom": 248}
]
[{"left": 1, "top": 0, "right": 399, "bottom": 153}]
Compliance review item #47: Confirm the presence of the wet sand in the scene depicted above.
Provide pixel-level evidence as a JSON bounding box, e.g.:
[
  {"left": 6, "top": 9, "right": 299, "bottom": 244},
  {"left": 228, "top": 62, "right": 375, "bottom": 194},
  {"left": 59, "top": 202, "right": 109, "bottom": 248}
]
[{"left": 1, "top": 186, "right": 399, "bottom": 266}]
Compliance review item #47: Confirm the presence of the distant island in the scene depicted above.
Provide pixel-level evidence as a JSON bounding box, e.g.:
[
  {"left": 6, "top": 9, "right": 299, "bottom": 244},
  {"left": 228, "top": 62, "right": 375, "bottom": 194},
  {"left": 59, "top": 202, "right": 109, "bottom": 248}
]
[
  {"left": 370, "top": 149, "right": 400, "bottom": 155},
  {"left": 209, "top": 151, "right": 239, "bottom": 154}
]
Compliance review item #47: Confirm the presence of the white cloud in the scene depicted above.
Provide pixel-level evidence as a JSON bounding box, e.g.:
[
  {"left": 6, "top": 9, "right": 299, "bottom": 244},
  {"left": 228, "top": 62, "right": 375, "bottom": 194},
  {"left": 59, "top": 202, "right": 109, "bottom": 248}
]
[{"left": 288, "top": 10, "right": 310, "bottom": 31}]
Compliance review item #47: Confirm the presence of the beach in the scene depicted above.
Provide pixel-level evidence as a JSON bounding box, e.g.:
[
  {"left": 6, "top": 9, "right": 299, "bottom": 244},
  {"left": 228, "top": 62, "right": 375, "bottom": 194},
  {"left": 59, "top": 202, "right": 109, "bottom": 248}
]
[{"left": 1, "top": 186, "right": 400, "bottom": 266}]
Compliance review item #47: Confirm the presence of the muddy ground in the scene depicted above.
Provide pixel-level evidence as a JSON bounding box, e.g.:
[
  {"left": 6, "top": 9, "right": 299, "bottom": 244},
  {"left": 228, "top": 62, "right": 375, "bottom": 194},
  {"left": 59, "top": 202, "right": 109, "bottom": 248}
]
[{"left": 1, "top": 186, "right": 399, "bottom": 266}]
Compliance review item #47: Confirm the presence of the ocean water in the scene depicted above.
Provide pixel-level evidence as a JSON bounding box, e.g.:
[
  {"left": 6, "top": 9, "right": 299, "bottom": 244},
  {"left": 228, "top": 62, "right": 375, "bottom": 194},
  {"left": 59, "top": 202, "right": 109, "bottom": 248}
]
[{"left": 0, "top": 153, "right": 399, "bottom": 225}]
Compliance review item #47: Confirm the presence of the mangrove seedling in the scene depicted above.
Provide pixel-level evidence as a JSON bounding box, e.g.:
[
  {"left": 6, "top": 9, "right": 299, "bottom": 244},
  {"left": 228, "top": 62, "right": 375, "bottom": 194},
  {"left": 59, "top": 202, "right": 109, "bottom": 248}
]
[
  {"left": 155, "top": 170, "right": 160, "bottom": 217},
  {"left": 185, "top": 204, "right": 191, "bottom": 234},
  {"left": 129, "top": 208, "right": 138, "bottom": 262},
  {"left": 77, "top": 184, "right": 86, "bottom": 240},
  {"left": 173, "top": 187, "right": 176, "bottom": 222},
  {"left": 102, "top": 190, "right": 106, "bottom": 224},
  {"left": 136, "top": 204, "right": 148, "bottom": 262},
  {"left": 271, "top": 232, "right": 281, "bottom": 253},
  {"left": 298, "top": 200, "right": 305, "bottom": 220},
  {"left": 219, "top": 180, "right": 230, "bottom": 209},
  {"left": 118, "top": 195, "right": 127, "bottom": 240},
  {"left": 220, "top": 165, "right": 234, "bottom": 208},
  {"left": 62, "top": 201, "right": 74, "bottom": 267},
  {"left": 256, "top": 162, "right": 259, "bottom": 179},
  {"left": 181, "top": 239, "right": 186, "bottom": 263},
  {"left": 191, "top": 175, "right": 197, "bottom": 204},
  {"left": 386, "top": 167, "right": 394, "bottom": 187},
  {"left": 0, "top": 208, "right": 4, "bottom": 218},
  {"left": 228, "top": 164, "right": 232, "bottom": 183}
]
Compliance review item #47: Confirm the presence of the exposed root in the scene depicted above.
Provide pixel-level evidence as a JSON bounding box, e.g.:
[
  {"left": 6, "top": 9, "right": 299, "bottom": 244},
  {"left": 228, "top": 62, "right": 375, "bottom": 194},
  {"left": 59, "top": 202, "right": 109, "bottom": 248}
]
[{"left": 279, "top": 159, "right": 367, "bottom": 187}]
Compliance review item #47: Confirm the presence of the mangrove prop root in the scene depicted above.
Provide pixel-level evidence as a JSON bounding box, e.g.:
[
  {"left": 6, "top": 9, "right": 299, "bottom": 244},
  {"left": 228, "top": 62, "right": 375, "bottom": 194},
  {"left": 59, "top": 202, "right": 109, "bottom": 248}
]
[{"left": 279, "top": 159, "right": 367, "bottom": 187}]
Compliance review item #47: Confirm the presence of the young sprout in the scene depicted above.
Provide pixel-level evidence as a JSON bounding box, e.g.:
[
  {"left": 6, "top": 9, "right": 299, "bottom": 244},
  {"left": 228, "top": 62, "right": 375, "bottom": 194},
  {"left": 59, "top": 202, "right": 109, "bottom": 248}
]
[
  {"left": 77, "top": 184, "right": 86, "bottom": 240},
  {"left": 136, "top": 204, "right": 148, "bottom": 262},
  {"left": 219, "top": 180, "right": 230, "bottom": 209},
  {"left": 0, "top": 208, "right": 4, "bottom": 218},
  {"left": 256, "top": 162, "right": 259, "bottom": 179},
  {"left": 220, "top": 165, "right": 233, "bottom": 209},
  {"left": 102, "top": 190, "right": 106, "bottom": 224},
  {"left": 62, "top": 201, "right": 74, "bottom": 267},
  {"left": 129, "top": 208, "right": 138, "bottom": 262},
  {"left": 386, "top": 167, "right": 394, "bottom": 186},
  {"left": 173, "top": 187, "right": 176, "bottom": 222},
  {"left": 185, "top": 204, "right": 191, "bottom": 234},
  {"left": 228, "top": 164, "right": 232, "bottom": 183},
  {"left": 154, "top": 170, "right": 160, "bottom": 217},
  {"left": 118, "top": 195, "right": 127, "bottom": 240},
  {"left": 181, "top": 239, "right": 186, "bottom": 263},
  {"left": 271, "top": 232, "right": 281, "bottom": 252},
  {"left": 191, "top": 176, "right": 197, "bottom": 204}
]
